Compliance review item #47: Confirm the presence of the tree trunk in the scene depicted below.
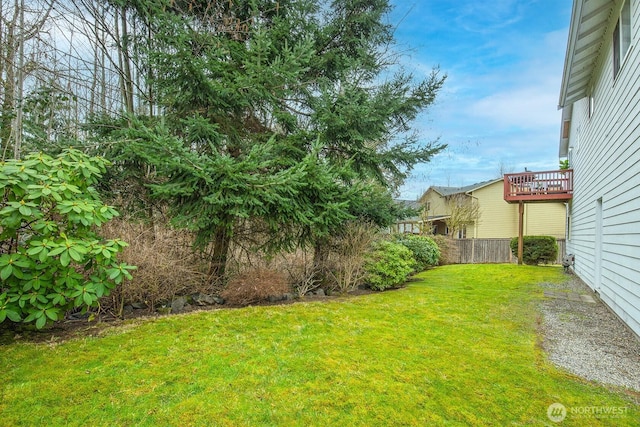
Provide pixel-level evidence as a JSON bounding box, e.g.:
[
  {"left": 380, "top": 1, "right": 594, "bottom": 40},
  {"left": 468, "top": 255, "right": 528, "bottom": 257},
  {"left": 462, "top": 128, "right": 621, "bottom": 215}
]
[
  {"left": 120, "top": 7, "right": 134, "bottom": 114},
  {"left": 115, "top": 7, "right": 134, "bottom": 115},
  {"left": 313, "top": 237, "right": 330, "bottom": 285},
  {"left": 0, "top": 3, "right": 18, "bottom": 159},
  {"left": 208, "top": 224, "right": 232, "bottom": 287},
  {"left": 13, "top": 0, "right": 24, "bottom": 160}
]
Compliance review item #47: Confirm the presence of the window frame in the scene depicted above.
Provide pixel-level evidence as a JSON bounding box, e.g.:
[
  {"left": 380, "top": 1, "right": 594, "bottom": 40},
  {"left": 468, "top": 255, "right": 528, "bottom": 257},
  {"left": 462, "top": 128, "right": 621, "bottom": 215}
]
[{"left": 613, "top": 0, "right": 632, "bottom": 80}]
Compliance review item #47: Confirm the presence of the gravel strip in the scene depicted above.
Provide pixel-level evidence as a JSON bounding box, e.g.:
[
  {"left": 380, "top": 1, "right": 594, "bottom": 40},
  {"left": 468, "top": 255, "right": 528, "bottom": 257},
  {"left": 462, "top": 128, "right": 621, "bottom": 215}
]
[{"left": 539, "top": 275, "right": 640, "bottom": 392}]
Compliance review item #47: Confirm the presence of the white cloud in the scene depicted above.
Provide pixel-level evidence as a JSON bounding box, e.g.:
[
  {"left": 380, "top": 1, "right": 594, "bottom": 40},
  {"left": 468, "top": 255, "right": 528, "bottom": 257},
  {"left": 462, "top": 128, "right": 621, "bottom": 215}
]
[
  {"left": 391, "top": 1, "right": 571, "bottom": 198},
  {"left": 468, "top": 86, "right": 562, "bottom": 129},
  {"left": 454, "top": 0, "right": 529, "bottom": 34}
]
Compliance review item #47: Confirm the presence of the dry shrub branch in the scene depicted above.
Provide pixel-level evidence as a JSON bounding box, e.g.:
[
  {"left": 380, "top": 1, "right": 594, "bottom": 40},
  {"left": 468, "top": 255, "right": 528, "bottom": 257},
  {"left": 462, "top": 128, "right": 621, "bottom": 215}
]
[
  {"left": 326, "top": 222, "right": 378, "bottom": 293},
  {"left": 220, "top": 268, "right": 291, "bottom": 306},
  {"left": 101, "top": 219, "right": 209, "bottom": 313}
]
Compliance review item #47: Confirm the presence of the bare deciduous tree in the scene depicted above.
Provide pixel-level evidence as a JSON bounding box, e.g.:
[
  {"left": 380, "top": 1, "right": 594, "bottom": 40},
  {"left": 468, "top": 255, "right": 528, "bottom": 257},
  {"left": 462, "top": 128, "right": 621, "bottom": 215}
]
[
  {"left": 444, "top": 193, "right": 481, "bottom": 238},
  {"left": 1, "top": 0, "right": 53, "bottom": 158},
  {"left": 327, "top": 222, "right": 378, "bottom": 293},
  {"left": 496, "top": 160, "right": 515, "bottom": 178}
]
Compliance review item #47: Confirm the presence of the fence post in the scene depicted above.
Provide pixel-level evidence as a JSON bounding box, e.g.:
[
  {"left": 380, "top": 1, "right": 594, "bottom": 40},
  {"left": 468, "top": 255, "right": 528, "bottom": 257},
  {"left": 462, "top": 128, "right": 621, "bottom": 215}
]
[{"left": 471, "top": 239, "right": 475, "bottom": 264}]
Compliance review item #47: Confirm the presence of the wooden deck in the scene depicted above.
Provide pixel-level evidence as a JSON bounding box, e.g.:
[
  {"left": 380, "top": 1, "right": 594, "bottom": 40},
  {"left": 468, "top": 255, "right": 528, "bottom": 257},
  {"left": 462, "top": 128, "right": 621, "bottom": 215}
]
[{"left": 504, "top": 169, "right": 573, "bottom": 203}]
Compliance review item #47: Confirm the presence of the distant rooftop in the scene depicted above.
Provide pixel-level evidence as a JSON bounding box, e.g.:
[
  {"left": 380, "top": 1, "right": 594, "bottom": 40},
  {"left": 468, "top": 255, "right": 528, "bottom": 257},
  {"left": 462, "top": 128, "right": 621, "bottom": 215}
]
[
  {"left": 395, "top": 199, "right": 422, "bottom": 210},
  {"left": 430, "top": 178, "right": 502, "bottom": 197}
]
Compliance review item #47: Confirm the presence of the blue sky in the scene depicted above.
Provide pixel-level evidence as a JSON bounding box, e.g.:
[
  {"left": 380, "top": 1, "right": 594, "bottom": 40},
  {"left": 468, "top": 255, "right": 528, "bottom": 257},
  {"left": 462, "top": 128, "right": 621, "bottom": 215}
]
[{"left": 389, "top": 1, "right": 573, "bottom": 199}]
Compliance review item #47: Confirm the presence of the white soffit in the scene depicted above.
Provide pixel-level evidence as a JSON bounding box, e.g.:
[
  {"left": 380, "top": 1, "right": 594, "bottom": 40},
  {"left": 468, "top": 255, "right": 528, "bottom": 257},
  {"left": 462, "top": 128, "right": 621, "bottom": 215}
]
[{"left": 559, "top": 0, "right": 616, "bottom": 108}]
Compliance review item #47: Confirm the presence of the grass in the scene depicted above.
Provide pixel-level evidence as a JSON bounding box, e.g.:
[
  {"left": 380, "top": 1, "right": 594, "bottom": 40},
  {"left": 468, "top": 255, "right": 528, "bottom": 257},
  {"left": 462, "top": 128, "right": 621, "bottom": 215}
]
[{"left": 0, "top": 264, "right": 637, "bottom": 426}]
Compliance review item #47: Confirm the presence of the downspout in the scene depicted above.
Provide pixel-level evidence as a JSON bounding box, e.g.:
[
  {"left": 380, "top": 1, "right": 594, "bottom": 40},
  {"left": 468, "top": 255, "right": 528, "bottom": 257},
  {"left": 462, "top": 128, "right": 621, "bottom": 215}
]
[
  {"left": 467, "top": 192, "right": 480, "bottom": 239},
  {"left": 467, "top": 192, "right": 480, "bottom": 263}
]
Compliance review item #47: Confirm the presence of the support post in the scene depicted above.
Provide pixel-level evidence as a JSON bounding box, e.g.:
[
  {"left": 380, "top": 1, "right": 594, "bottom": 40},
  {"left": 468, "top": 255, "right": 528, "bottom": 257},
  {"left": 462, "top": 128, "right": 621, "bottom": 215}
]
[
  {"left": 518, "top": 201, "right": 524, "bottom": 265},
  {"left": 471, "top": 238, "right": 475, "bottom": 264}
]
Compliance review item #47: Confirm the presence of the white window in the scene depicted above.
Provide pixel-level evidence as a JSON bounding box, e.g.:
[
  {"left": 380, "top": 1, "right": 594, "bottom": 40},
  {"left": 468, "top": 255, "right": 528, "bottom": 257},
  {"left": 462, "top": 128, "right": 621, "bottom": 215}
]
[
  {"left": 458, "top": 226, "right": 467, "bottom": 239},
  {"left": 613, "top": 0, "right": 632, "bottom": 79}
]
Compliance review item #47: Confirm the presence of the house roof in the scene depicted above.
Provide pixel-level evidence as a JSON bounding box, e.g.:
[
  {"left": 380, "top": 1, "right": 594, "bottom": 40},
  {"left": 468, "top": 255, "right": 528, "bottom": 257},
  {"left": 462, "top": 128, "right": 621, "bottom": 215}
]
[
  {"left": 395, "top": 199, "right": 422, "bottom": 210},
  {"left": 429, "top": 178, "right": 502, "bottom": 197},
  {"left": 558, "top": 0, "right": 616, "bottom": 108},
  {"left": 394, "top": 199, "right": 422, "bottom": 222},
  {"left": 427, "top": 214, "right": 450, "bottom": 222}
]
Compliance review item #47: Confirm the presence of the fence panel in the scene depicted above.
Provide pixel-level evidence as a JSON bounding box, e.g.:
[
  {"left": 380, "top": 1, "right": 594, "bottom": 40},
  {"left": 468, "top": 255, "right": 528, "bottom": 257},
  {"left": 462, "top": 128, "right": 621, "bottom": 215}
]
[{"left": 447, "top": 238, "right": 566, "bottom": 264}]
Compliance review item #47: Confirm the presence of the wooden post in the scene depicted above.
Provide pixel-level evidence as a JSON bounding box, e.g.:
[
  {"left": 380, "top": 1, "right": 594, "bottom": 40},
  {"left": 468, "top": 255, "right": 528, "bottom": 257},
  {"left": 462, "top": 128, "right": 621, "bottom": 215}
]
[
  {"left": 471, "top": 238, "right": 475, "bottom": 264},
  {"left": 518, "top": 201, "right": 524, "bottom": 265}
]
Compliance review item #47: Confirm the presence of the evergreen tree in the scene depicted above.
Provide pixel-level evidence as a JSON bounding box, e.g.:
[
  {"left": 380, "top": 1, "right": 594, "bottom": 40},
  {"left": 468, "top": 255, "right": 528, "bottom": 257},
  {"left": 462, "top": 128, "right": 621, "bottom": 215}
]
[{"left": 108, "top": 0, "right": 445, "bottom": 285}]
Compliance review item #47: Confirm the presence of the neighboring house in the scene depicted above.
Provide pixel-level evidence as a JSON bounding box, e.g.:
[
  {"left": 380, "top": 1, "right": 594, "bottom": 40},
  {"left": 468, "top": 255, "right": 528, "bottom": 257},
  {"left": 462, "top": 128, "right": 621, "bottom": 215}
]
[
  {"left": 558, "top": 0, "right": 640, "bottom": 337},
  {"left": 419, "top": 179, "right": 566, "bottom": 239},
  {"left": 391, "top": 199, "right": 422, "bottom": 234}
]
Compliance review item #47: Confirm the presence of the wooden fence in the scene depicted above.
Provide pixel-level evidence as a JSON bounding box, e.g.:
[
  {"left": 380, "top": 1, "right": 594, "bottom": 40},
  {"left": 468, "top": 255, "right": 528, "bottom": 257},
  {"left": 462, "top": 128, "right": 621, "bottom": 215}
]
[{"left": 444, "top": 238, "right": 566, "bottom": 264}]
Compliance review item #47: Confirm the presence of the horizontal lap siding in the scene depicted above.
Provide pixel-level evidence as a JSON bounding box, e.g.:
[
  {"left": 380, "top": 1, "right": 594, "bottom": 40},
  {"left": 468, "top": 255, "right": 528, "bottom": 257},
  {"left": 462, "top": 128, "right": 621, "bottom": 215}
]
[
  {"left": 472, "top": 183, "right": 566, "bottom": 239},
  {"left": 525, "top": 204, "right": 567, "bottom": 238},
  {"left": 566, "top": 3, "right": 640, "bottom": 337},
  {"left": 474, "top": 187, "right": 519, "bottom": 238}
]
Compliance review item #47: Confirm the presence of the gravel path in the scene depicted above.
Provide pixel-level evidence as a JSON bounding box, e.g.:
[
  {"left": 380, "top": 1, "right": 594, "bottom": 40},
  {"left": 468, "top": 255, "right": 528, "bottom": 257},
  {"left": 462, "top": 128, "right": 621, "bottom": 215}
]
[{"left": 539, "top": 276, "right": 640, "bottom": 392}]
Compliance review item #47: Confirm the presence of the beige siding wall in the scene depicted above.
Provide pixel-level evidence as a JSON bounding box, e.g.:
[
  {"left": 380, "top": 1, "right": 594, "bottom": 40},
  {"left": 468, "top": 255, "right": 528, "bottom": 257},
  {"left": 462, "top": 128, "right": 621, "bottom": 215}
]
[
  {"left": 523, "top": 203, "right": 567, "bottom": 238},
  {"left": 472, "top": 183, "right": 518, "bottom": 238},
  {"left": 420, "top": 189, "right": 448, "bottom": 216},
  {"left": 472, "top": 181, "right": 566, "bottom": 239}
]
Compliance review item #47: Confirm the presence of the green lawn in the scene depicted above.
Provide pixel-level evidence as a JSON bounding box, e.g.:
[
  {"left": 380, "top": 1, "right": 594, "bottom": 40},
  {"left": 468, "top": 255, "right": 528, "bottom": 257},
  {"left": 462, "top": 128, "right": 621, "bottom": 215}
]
[{"left": 0, "top": 264, "right": 637, "bottom": 426}]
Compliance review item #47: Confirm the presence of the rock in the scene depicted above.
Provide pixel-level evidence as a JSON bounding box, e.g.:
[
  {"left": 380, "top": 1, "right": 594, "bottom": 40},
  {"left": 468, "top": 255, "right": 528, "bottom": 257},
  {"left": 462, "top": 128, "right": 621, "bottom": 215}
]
[
  {"left": 171, "top": 296, "right": 187, "bottom": 313},
  {"left": 131, "top": 302, "right": 147, "bottom": 309},
  {"left": 69, "top": 311, "right": 90, "bottom": 320},
  {"left": 212, "top": 296, "right": 225, "bottom": 305},
  {"left": 314, "top": 288, "right": 325, "bottom": 297},
  {"left": 191, "top": 293, "right": 203, "bottom": 305},
  {"left": 192, "top": 292, "right": 216, "bottom": 306},
  {"left": 268, "top": 294, "right": 285, "bottom": 303},
  {"left": 283, "top": 293, "right": 295, "bottom": 301},
  {"left": 123, "top": 305, "right": 134, "bottom": 315}
]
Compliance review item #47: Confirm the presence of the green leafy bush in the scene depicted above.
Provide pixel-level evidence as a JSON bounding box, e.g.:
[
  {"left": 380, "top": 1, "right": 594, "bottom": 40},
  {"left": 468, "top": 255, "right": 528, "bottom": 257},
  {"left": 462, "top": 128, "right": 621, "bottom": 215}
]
[
  {"left": 394, "top": 234, "right": 441, "bottom": 271},
  {"left": 0, "top": 149, "right": 135, "bottom": 328},
  {"left": 429, "top": 235, "right": 455, "bottom": 265},
  {"left": 509, "top": 236, "right": 558, "bottom": 265},
  {"left": 364, "top": 240, "right": 416, "bottom": 291}
]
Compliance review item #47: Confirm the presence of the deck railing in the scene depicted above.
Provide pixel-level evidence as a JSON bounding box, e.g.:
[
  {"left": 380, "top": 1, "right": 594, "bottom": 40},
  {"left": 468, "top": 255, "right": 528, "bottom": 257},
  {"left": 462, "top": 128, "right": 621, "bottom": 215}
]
[{"left": 504, "top": 169, "right": 573, "bottom": 203}]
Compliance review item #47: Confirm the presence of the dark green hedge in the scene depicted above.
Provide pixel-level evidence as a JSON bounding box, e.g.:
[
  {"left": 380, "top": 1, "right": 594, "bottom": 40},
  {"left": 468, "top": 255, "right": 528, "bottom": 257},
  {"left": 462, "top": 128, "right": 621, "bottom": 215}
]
[{"left": 509, "top": 236, "right": 558, "bottom": 265}]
